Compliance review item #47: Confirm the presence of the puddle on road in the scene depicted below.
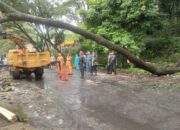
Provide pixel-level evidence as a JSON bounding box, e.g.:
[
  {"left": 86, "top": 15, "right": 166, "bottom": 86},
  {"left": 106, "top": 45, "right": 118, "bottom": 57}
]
[
  {"left": 18, "top": 74, "right": 47, "bottom": 89},
  {"left": 33, "top": 80, "right": 46, "bottom": 89}
]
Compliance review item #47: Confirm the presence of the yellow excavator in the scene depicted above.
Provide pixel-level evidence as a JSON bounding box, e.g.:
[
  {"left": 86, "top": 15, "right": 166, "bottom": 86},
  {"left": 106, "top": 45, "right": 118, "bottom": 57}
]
[{"left": 0, "top": 32, "right": 51, "bottom": 79}]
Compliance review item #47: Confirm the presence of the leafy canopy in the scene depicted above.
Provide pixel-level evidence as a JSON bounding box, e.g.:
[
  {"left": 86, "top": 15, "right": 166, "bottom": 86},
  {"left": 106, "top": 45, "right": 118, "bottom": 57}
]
[{"left": 80, "top": 0, "right": 161, "bottom": 55}]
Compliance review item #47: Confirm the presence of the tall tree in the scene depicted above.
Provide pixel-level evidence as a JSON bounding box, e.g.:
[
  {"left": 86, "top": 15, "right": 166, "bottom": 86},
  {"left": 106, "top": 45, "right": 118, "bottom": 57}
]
[{"left": 0, "top": 0, "right": 80, "bottom": 52}]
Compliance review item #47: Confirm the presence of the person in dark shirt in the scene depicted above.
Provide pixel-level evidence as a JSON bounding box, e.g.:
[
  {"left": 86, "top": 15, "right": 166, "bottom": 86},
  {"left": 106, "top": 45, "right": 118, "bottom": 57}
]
[
  {"left": 79, "top": 51, "right": 86, "bottom": 79},
  {"left": 109, "top": 52, "right": 117, "bottom": 75},
  {"left": 107, "top": 52, "right": 112, "bottom": 74}
]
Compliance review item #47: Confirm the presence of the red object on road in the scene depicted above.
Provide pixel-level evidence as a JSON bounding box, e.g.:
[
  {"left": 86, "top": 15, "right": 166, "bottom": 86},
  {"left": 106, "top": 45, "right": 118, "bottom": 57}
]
[
  {"left": 62, "top": 70, "right": 67, "bottom": 81},
  {"left": 57, "top": 63, "right": 61, "bottom": 76}
]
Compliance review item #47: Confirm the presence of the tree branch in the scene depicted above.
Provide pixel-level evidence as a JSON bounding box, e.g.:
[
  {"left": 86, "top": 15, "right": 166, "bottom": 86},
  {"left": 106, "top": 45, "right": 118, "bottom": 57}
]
[
  {"left": 0, "top": 1, "right": 18, "bottom": 13},
  {"left": 13, "top": 22, "right": 42, "bottom": 52},
  {"left": 0, "top": 16, "right": 10, "bottom": 23}
]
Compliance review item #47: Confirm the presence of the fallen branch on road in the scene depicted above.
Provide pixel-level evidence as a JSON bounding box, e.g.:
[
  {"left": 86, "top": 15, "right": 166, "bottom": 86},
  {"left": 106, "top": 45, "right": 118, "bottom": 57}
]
[{"left": 0, "top": 106, "right": 17, "bottom": 122}]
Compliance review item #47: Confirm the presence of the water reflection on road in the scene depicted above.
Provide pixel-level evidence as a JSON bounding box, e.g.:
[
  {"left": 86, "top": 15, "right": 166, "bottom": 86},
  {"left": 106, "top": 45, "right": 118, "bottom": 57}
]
[{"left": 20, "top": 69, "right": 180, "bottom": 130}]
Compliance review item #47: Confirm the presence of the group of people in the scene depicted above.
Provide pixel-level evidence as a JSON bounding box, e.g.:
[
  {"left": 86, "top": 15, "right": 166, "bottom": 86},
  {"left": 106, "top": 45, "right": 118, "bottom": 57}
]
[
  {"left": 57, "top": 53, "right": 73, "bottom": 79},
  {"left": 56, "top": 50, "right": 116, "bottom": 80},
  {"left": 74, "top": 51, "right": 97, "bottom": 79}
]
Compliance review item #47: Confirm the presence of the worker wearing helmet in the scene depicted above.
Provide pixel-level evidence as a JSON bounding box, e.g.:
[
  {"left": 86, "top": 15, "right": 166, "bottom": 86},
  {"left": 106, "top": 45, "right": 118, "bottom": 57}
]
[{"left": 66, "top": 53, "right": 73, "bottom": 75}]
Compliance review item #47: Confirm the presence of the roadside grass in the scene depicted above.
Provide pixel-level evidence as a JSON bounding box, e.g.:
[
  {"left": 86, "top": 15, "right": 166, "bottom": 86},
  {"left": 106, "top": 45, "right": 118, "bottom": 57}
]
[
  {"left": 175, "top": 72, "right": 180, "bottom": 75},
  {"left": 119, "top": 67, "right": 148, "bottom": 74}
]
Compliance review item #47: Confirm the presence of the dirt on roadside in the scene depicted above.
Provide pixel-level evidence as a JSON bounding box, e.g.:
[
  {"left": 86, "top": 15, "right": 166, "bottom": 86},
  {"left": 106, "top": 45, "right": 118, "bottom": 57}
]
[{"left": 0, "top": 122, "right": 34, "bottom": 130}]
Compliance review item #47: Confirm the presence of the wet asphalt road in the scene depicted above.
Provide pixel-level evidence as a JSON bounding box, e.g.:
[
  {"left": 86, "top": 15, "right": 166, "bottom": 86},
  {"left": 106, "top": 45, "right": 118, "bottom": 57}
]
[{"left": 2, "top": 68, "right": 179, "bottom": 130}]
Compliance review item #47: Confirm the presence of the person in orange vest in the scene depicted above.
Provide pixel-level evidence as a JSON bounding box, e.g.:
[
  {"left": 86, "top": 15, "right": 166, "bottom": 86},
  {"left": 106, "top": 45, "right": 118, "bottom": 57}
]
[
  {"left": 66, "top": 53, "right": 73, "bottom": 75},
  {"left": 57, "top": 53, "right": 64, "bottom": 77}
]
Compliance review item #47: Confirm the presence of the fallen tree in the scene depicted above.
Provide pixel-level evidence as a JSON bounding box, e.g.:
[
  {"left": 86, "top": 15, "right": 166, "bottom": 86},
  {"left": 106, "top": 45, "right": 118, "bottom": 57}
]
[{"left": 0, "top": 1, "right": 179, "bottom": 76}]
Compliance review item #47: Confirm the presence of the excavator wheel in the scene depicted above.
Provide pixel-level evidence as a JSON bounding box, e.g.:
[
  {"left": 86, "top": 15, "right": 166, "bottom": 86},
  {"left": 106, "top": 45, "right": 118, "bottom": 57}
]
[
  {"left": 12, "top": 70, "right": 20, "bottom": 79},
  {"left": 35, "top": 67, "right": 44, "bottom": 80}
]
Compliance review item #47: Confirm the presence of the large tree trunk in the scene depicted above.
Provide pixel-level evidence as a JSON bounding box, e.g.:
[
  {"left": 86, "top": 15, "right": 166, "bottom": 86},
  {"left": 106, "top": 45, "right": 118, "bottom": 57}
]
[{"left": 0, "top": 1, "right": 180, "bottom": 76}]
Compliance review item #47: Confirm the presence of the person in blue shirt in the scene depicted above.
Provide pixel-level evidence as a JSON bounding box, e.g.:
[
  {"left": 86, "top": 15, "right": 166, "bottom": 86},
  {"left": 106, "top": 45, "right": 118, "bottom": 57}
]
[
  {"left": 74, "top": 54, "right": 79, "bottom": 70},
  {"left": 91, "top": 51, "right": 97, "bottom": 76},
  {"left": 86, "top": 51, "right": 91, "bottom": 72}
]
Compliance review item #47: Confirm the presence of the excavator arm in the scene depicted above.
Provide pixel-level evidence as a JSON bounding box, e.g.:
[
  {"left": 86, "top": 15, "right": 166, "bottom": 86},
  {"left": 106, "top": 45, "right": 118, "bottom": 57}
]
[{"left": 0, "top": 32, "right": 25, "bottom": 49}]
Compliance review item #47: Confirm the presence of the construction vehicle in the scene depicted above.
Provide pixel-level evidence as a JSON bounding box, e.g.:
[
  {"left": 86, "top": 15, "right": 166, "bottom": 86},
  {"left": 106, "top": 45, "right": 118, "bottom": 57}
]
[
  {"left": 61, "top": 40, "right": 76, "bottom": 48},
  {"left": 0, "top": 32, "right": 51, "bottom": 79},
  {"left": 64, "top": 40, "right": 76, "bottom": 46},
  {"left": 60, "top": 40, "right": 77, "bottom": 52}
]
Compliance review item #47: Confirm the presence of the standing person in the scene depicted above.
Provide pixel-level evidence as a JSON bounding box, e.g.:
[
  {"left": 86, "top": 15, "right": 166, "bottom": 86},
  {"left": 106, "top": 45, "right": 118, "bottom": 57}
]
[
  {"left": 110, "top": 52, "right": 117, "bottom": 75},
  {"left": 57, "top": 53, "right": 64, "bottom": 77},
  {"left": 107, "top": 52, "right": 112, "bottom": 74},
  {"left": 91, "top": 51, "right": 97, "bottom": 76},
  {"left": 3, "top": 55, "right": 7, "bottom": 65},
  {"left": 86, "top": 51, "right": 91, "bottom": 72},
  {"left": 50, "top": 54, "right": 55, "bottom": 69},
  {"left": 66, "top": 53, "right": 73, "bottom": 75},
  {"left": 79, "top": 51, "right": 86, "bottom": 79},
  {"left": 74, "top": 54, "right": 79, "bottom": 70},
  {"left": 0, "top": 55, "right": 3, "bottom": 64}
]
